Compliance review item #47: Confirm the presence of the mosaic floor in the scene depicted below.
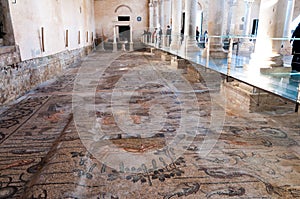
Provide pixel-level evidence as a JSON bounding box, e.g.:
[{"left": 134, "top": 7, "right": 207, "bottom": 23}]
[{"left": 0, "top": 48, "right": 299, "bottom": 199}]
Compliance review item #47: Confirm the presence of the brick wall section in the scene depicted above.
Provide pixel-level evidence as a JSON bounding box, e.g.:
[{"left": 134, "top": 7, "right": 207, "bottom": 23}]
[{"left": 0, "top": 45, "right": 93, "bottom": 105}]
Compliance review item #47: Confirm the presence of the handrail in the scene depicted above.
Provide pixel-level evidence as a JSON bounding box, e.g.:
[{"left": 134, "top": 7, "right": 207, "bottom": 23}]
[{"left": 141, "top": 31, "right": 300, "bottom": 112}]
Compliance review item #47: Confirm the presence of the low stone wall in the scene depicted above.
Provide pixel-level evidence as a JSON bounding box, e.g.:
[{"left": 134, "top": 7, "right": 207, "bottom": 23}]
[
  {"left": 0, "top": 45, "right": 93, "bottom": 105},
  {"left": 222, "top": 81, "right": 295, "bottom": 112}
]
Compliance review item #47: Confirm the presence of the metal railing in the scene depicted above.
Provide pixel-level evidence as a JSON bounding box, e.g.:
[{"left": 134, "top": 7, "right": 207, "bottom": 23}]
[{"left": 141, "top": 32, "right": 300, "bottom": 111}]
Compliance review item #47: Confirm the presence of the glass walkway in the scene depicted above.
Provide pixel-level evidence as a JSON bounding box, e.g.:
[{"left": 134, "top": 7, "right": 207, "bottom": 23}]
[{"left": 142, "top": 35, "right": 300, "bottom": 110}]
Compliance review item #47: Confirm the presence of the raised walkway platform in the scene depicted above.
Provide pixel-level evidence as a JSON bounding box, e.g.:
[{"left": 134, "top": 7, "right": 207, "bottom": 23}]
[{"left": 145, "top": 42, "right": 300, "bottom": 111}]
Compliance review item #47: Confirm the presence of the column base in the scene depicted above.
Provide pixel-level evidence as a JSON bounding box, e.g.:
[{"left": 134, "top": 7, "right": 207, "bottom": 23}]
[
  {"left": 180, "top": 37, "right": 199, "bottom": 53},
  {"left": 202, "top": 46, "right": 227, "bottom": 59},
  {"left": 129, "top": 42, "right": 134, "bottom": 51},
  {"left": 248, "top": 53, "right": 286, "bottom": 74},
  {"left": 113, "top": 43, "right": 117, "bottom": 52},
  {"left": 250, "top": 53, "right": 284, "bottom": 67},
  {"left": 170, "top": 43, "right": 181, "bottom": 51},
  {"left": 239, "top": 40, "right": 254, "bottom": 52}
]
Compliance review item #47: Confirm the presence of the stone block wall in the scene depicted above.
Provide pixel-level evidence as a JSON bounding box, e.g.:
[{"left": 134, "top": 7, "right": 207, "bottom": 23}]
[
  {"left": 186, "top": 65, "right": 202, "bottom": 83},
  {"left": 0, "top": 45, "right": 93, "bottom": 105},
  {"left": 222, "top": 81, "right": 295, "bottom": 113}
]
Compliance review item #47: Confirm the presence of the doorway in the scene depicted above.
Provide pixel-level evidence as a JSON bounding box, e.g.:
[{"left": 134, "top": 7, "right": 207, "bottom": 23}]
[
  {"left": 181, "top": 12, "right": 185, "bottom": 35},
  {"left": 119, "top": 26, "right": 130, "bottom": 42},
  {"left": 251, "top": 19, "right": 259, "bottom": 36}
]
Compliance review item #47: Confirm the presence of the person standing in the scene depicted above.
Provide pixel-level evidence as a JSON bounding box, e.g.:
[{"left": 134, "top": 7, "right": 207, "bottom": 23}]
[
  {"left": 291, "top": 23, "right": 300, "bottom": 72},
  {"left": 201, "top": 30, "right": 208, "bottom": 48},
  {"left": 166, "top": 25, "right": 172, "bottom": 46},
  {"left": 196, "top": 26, "right": 200, "bottom": 43},
  {"left": 158, "top": 27, "right": 163, "bottom": 48},
  {"left": 152, "top": 28, "right": 157, "bottom": 44}
]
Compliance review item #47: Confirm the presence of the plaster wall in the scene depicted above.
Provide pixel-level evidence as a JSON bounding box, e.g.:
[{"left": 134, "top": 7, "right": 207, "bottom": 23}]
[
  {"left": 94, "top": 0, "right": 148, "bottom": 41},
  {"left": 293, "top": 0, "right": 300, "bottom": 21},
  {"left": 8, "top": 0, "right": 95, "bottom": 61},
  {"left": 228, "top": 0, "right": 260, "bottom": 36}
]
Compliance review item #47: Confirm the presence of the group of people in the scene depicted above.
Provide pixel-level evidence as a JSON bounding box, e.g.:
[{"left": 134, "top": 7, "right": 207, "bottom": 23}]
[
  {"left": 143, "top": 23, "right": 300, "bottom": 74},
  {"left": 196, "top": 26, "right": 208, "bottom": 48},
  {"left": 144, "top": 25, "right": 171, "bottom": 47},
  {"left": 144, "top": 25, "right": 208, "bottom": 48}
]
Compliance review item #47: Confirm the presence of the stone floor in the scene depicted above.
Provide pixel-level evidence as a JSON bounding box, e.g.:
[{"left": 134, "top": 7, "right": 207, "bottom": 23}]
[{"left": 0, "top": 47, "right": 299, "bottom": 199}]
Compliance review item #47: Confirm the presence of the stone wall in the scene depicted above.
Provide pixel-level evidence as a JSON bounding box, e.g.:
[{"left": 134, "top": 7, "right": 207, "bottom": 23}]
[
  {"left": 0, "top": 0, "right": 96, "bottom": 105},
  {"left": 0, "top": 45, "right": 93, "bottom": 105},
  {"left": 222, "top": 80, "right": 295, "bottom": 113}
]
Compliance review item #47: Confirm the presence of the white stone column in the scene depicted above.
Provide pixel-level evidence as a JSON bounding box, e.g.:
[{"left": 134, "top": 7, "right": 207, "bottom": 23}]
[
  {"left": 203, "top": 0, "right": 226, "bottom": 58},
  {"left": 164, "top": 0, "right": 172, "bottom": 27},
  {"left": 243, "top": 0, "right": 254, "bottom": 36},
  {"left": 160, "top": 0, "right": 165, "bottom": 30},
  {"left": 113, "top": 25, "right": 117, "bottom": 52},
  {"left": 170, "top": 0, "right": 182, "bottom": 50},
  {"left": 149, "top": 1, "right": 154, "bottom": 32},
  {"left": 240, "top": 0, "right": 255, "bottom": 51},
  {"left": 155, "top": 0, "right": 160, "bottom": 28},
  {"left": 251, "top": 0, "right": 288, "bottom": 68},
  {"left": 226, "top": 0, "right": 234, "bottom": 34},
  {"left": 130, "top": 24, "right": 134, "bottom": 51},
  {"left": 180, "top": 0, "right": 199, "bottom": 52},
  {"left": 281, "top": 0, "right": 294, "bottom": 55},
  {"left": 163, "top": 0, "right": 172, "bottom": 47},
  {"left": 153, "top": 0, "right": 159, "bottom": 28}
]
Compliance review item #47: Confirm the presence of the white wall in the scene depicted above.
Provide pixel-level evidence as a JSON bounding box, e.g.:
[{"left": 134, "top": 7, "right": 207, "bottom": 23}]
[
  {"left": 94, "top": 0, "right": 148, "bottom": 41},
  {"left": 8, "top": 0, "right": 95, "bottom": 61}
]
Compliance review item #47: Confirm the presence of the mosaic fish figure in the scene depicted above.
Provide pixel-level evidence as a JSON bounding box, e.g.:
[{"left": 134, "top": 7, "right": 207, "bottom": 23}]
[
  {"left": 206, "top": 187, "right": 245, "bottom": 198},
  {"left": 159, "top": 182, "right": 200, "bottom": 199}
]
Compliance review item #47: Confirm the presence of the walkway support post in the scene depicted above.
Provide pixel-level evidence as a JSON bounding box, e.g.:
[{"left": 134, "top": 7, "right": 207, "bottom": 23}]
[
  {"left": 227, "top": 37, "right": 233, "bottom": 82},
  {"left": 296, "top": 83, "right": 300, "bottom": 112}
]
